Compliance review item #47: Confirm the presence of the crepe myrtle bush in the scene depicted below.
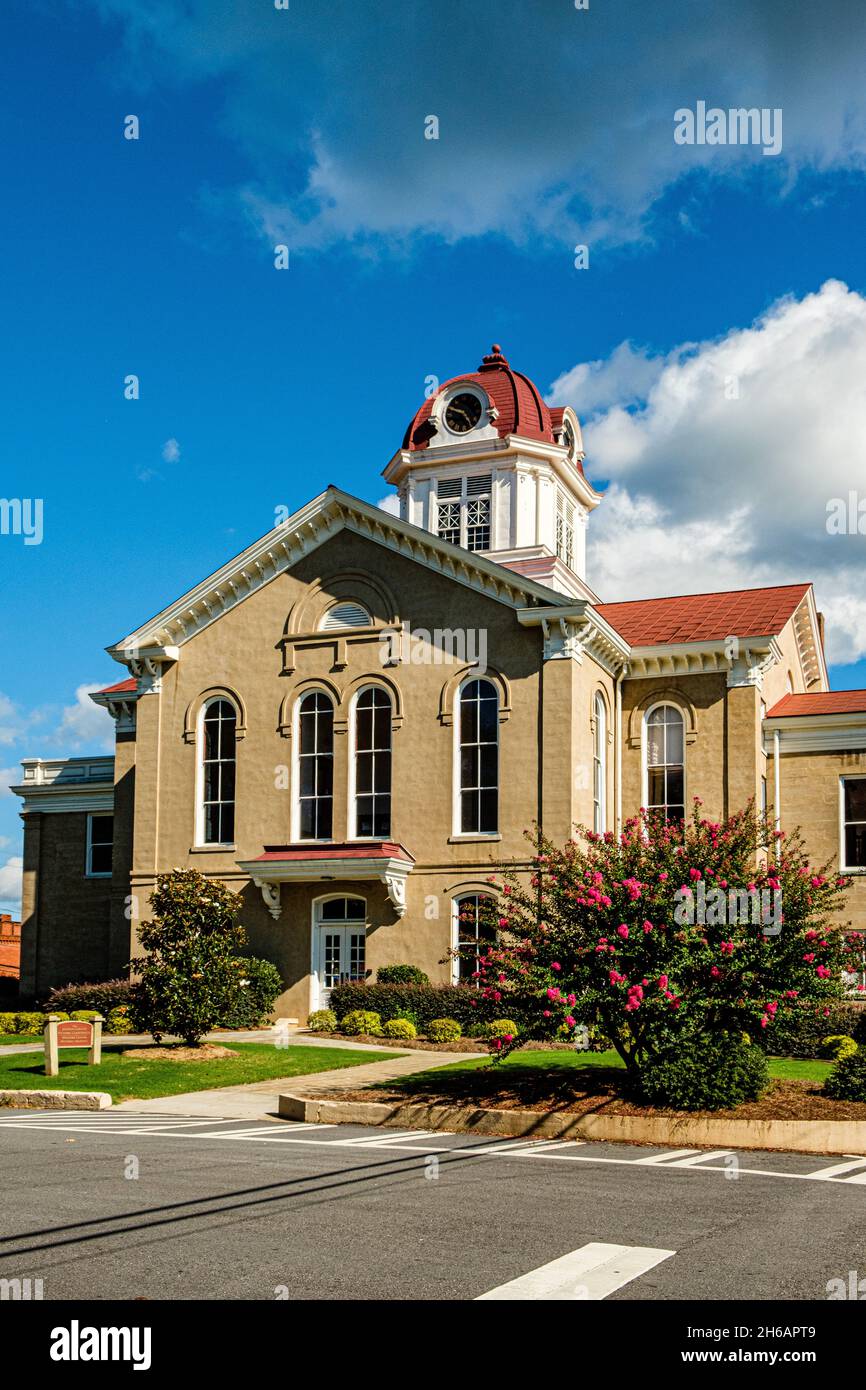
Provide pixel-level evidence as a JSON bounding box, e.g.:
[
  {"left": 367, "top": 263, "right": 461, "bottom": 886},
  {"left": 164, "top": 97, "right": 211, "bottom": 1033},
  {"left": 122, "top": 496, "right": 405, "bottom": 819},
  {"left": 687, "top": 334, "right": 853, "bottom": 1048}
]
[
  {"left": 474, "top": 801, "right": 853, "bottom": 1080},
  {"left": 129, "top": 869, "right": 247, "bottom": 1046}
]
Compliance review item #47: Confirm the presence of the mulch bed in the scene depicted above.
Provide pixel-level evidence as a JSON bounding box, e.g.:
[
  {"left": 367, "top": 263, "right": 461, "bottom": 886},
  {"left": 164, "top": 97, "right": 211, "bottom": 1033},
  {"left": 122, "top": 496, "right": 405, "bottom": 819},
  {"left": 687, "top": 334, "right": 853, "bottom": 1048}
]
[
  {"left": 120, "top": 1045, "right": 239, "bottom": 1062},
  {"left": 323, "top": 1071, "right": 866, "bottom": 1122}
]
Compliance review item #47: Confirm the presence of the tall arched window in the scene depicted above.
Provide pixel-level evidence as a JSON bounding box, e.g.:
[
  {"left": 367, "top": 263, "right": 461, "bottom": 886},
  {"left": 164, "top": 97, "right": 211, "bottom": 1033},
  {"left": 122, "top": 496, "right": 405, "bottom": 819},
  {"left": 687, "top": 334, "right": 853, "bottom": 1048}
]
[
  {"left": 593, "top": 692, "right": 607, "bottom": 834},
  {"left": 198, "top": 698, "right": 237, "bottom": 845},
  {"left": 297, "top": 691, "right": 334, "bottom": 840},
  {"left": 454, "top": 893, "right": 497, "bottom": 984},
  {"left": 645, "top": 704, "right": 685, "bottom": 824},
  {"left": 458, "top": 678, "right": 499, "bottom": 834},
  {"left": 354, "top": 686, "right": 392, "bottom": 838}
]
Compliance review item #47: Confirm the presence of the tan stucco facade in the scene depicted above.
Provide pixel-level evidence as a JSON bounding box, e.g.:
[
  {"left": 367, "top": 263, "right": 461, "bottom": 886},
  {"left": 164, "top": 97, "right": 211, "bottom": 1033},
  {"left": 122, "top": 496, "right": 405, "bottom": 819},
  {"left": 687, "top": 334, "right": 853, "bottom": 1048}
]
[{"left": 14, "top": 491, "right": 866, "bottom": 1008}]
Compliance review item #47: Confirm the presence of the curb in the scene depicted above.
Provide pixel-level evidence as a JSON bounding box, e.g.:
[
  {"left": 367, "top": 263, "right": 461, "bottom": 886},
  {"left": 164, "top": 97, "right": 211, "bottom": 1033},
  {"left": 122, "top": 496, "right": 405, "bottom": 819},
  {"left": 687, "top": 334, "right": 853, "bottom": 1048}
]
[
  {"left": 0, "top": 1089, "right": 112, "bottom": 1111},
  {"left": 277, "top": 1093, "right": 866, "bottom": 1155}
]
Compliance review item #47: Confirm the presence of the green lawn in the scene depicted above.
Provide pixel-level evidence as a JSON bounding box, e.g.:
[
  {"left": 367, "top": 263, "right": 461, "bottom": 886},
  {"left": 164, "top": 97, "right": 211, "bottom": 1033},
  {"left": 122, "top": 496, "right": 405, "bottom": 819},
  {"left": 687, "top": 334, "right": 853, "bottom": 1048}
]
[
  {"left": 0, "top": 1042, "right": 397, "bottom": 1102},
  {"left": 0, "top": 1034, "right": 44, "bottom": 1046},
  {"left": 381, "top": 1049, "right": 833, "bottom": 1090}
]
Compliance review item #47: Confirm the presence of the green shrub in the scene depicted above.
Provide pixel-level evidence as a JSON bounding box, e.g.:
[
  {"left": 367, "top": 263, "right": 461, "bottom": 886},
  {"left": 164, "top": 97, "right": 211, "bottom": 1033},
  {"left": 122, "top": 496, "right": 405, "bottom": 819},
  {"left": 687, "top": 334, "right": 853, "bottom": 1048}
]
[
  {"left": 43, "top": 979, "right": 131, "bottom": 1016},
  {"left": 825, "top": 1049, "right": 866, "bottom": 1101},
  {"left": 307, "top": 1009, "right": 337, "bottom": 1033},
  {"left": 219, "top": 957, "right": 283, "bottom": 1029},
  {"left": 70, "top": 1010, "right": 100, "bottom": 1022},
  {"left": 427, "top": 1018, "right": 462, "bottom": 1043},
  {"left": 0, "top": 1012, "right": 17, "bottom": 1034},
  {"left": 480, "top": 1018, "right": 520, "bottom": 1041},
  {"left": 329, "top": 982, "right": 527, "bottom": 1033},
  {"left": 636, "top": 1034, "right": 770, "bottom": 1111},
  {"left": 129, "top": 869, "right": 247, "bottom": 1045},
  {"left": 821, "top": 1034, "right": 859, "bottom": 1062},
  {"left": 15, "top": 1012, "right": 45, "bottom": 1034},
  {"left": 104, "top": 1006, "right": 131, "bottom": 1036},
  {"left": 377, "top": 965, "right": 430, "bottom": 986},
  {"left": 340, "top": 1009, "right": 382, "bottom": 1036},
  {"left": 381, "top": 1018, "right": 416, "bottom": 1039}
]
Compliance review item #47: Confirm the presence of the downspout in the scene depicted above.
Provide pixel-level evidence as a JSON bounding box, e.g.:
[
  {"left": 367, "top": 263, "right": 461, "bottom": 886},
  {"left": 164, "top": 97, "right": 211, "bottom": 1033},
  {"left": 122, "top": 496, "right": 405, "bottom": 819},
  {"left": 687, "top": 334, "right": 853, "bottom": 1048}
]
[
  {"left": 615, "top": 664, "right": 625, "bottom": 835},
  {"left": 773, "top": 727, "right": 781, "bottom": 863}
]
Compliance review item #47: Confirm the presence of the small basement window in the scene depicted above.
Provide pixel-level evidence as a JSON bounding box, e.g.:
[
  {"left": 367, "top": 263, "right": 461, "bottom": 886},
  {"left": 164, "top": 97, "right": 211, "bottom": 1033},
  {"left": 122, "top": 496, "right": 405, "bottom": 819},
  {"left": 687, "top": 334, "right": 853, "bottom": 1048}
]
[{"left": 319, "top": 602, "right": 372, "bottom": 631}]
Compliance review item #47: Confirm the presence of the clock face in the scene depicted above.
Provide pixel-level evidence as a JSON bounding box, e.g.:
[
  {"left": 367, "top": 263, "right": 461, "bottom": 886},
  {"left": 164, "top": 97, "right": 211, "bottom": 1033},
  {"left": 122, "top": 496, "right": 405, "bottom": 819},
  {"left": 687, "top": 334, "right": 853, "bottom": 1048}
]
[{"left": 444, "top": 392, "right": 483, "bottom": 434}]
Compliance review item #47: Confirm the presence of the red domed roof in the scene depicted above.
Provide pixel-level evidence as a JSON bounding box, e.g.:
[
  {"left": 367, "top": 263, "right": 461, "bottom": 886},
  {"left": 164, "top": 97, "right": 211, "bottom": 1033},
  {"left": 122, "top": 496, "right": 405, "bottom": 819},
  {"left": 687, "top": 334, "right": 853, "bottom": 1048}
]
[{"left": 402, "top": 345, "right": 558, "bottom": 451}]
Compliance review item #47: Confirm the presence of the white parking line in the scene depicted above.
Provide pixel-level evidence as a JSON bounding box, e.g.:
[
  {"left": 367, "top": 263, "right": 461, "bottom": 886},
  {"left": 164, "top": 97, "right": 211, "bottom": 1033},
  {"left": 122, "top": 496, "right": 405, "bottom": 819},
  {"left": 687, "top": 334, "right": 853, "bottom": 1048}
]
[
  {"left": 663, "top": 1149, "right": 736, "bottom": 1167},
  {"left": 476, "top": 1242, "right": 676, "bottom": 1301},
  {"left": 807, "top": 1155, "right": 866, "bottom": 1181},
  {"left": 633, "top": 1148, "right": 702, "bottom": 1164}
]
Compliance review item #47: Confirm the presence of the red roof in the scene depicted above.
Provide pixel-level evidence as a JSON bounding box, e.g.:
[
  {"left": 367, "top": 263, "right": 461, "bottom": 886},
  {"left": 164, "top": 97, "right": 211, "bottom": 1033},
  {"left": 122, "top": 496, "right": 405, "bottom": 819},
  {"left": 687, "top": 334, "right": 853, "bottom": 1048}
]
[
  {"left": 767, "top": 691, "right": 866, "bottom": 718},
  {"left": 597, "top": 583, "right": 811, "bottom": 646},
  {"left": 98, "top": 678, "right": 137, "bottom": 695},
  {"left": 403, "top": 345, "right": 561, "bottom": 453},
  {"left": 251, "top": 842, "right": 414, "bottom": 863}
]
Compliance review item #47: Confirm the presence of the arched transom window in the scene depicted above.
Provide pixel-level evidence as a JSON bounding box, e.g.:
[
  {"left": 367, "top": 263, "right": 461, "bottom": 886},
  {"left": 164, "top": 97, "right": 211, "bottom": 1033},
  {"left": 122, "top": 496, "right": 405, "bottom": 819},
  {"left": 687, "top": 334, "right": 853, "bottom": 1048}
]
[
  {"left": 645, "top": 704, "right": 685, "bottom": 825},
  {"left": 455, "top": 893, "right": 497, "bottom": 984},
  {"left": 297, "top": 691, "right": 334, "bottom": 840},
  {"left": 458, "top": 678, "right": 499, "bottom": 834},
  {"left": 198, "top": 698, "right": 237, "bottom": 845},
  {"left": 354, "top": 686, "right": 392, "bottom": 838}
]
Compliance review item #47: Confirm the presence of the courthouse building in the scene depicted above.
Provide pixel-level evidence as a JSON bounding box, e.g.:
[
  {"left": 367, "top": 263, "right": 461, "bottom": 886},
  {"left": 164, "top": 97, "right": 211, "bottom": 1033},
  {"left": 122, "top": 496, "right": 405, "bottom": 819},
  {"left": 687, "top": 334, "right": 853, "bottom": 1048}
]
[{"left": 13, "top": 346, "right": 866, "bottom": 1014}]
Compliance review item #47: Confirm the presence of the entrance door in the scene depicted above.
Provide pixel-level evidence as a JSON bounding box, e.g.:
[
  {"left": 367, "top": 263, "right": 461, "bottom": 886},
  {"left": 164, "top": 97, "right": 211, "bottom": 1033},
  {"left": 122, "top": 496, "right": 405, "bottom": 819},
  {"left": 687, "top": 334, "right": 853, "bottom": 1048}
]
[{"left": 315, "top": 897, "right": 367, "bottom": 1008}]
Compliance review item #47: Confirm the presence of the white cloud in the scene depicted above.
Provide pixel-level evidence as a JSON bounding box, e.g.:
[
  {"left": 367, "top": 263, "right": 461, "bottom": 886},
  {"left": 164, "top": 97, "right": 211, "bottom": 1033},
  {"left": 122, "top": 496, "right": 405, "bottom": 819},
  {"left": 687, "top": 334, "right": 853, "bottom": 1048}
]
[
  {"left": 0, "top": 693, "right": 25, "bottom": 747},
  {"left": 377, "top": 493, "right": 401, "bottom": 517},
  {"left": 549, "top": 343, "right": 669, "bottom": 419},
  {"left": 82, "top": 0, "right": 866, "bottom": 254},
  {"left": 0, "top": 768, "right": 17, "bottom": 799},
  {"left": 162, "top": 438, "right": 180, "bottom": 463},
  {"left": 0, "top": 856, "right": 22, "bottom": 915},
  {"left": 51, "top": 685, "right": 115, "bottom": 753},
  {"left": 556, "top": 280, "right": 866, "bottom": 665}
]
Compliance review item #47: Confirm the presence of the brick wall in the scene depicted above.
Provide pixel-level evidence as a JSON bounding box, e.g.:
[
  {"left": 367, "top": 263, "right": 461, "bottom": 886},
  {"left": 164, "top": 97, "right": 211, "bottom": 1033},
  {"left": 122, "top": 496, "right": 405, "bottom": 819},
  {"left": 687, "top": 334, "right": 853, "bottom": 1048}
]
[{"left": 0, "top": 914, "right": 21, "bottom": 979}]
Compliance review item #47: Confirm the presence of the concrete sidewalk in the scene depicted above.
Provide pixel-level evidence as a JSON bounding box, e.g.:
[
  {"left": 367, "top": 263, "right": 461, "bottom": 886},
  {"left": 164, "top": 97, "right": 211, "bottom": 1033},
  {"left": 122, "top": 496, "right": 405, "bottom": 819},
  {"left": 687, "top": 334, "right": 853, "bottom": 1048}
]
[{"left": 116, "top": 1045, "right": 485, "bottom": 1121}]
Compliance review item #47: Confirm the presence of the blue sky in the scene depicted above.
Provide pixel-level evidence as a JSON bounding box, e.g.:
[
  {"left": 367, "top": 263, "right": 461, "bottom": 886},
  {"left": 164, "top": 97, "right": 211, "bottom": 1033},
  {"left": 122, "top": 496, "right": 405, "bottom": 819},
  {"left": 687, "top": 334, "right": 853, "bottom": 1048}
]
[{"left": 3, "top": 0, "right": 866, "bottom": 910}]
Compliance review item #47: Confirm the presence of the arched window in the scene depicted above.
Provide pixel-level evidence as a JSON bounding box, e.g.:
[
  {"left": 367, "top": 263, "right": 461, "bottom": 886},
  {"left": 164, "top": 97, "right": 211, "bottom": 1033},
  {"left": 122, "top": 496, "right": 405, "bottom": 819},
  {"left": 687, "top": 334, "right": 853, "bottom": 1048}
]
[
  {"left": 454, "top": 893, "right": 497, "bottom": 984},
  {"left": 297, "top": 692, "right": 334, "bottom": 840},
  {"left": 319, "top": 602, "right": 371, "bottom": 632},
  {"left": 593, "top": 692, "right": 607, "bottom": 834},
  {"left": 197, "top": 698, "right": 237, "bottom": 845},
  {"left": 353, "top": 687, "right": 392, "bottom": 838},
  {"left": 458, "top": 678, "right": 498, "bottom": 834},
  {"left": 645, "top": 704, "right": 685, "bottom": 824}
]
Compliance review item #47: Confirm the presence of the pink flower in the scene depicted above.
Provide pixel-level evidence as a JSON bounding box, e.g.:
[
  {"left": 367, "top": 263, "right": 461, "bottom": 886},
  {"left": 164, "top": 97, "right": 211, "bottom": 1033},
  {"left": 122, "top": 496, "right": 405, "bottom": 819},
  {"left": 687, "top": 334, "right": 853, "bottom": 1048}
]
[
  {"left": 642, "top": 920, "right": 653, "bottom": 934},
  {"left": 710, "top": 966, "right": 721, "bottom": 978},
  {"left": 565, "top": 1016, "right": 575, "bottom": 1028},
  {"left": 802, "top": 952, "right": 815, "bottom": 963},
  {"left": 659, "top": 871, "right": 669, "bottom": 881},
  {"left": 617, "top": 924, "right": 629, "bottom": 939},
  {"left": 816, "top": 965, "right": 831, "bottom": 978},
  {"left": 543, "top": 1010, "right": 551, "bottom": 1018},
  {"left": 567, "top": 993, "right": 576, "bottom": 1005},
  {"left": 546, "top": 987, "right": 561, "bottom": 1001},
  {"left": 658, "top": 975, "right": 668, "bottom": 989},
  {"left": 551, "top": 961, "right": 562, "bottom": 972},
  {"left": 689, "top": 868, "right": 702, "bottom": 881}
]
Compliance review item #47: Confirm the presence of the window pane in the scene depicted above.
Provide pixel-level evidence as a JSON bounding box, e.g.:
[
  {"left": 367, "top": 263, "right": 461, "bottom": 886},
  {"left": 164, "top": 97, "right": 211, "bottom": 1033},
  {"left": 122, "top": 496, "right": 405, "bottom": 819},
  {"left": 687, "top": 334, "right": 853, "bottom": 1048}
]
[
  {"left": 845, "top": 780, "right": 866, "bottom": 823},
  {"left": 648, "top": 768, "right": 666, "bottom": 806},
  {"left": 318, "top": 709, "right": 334, "bottom": 754},
  {"left": 90, "top": 842, "right": 112, "bottom": 875},
  {"left": 461, "top": 747, "right": 478, "bottom": 786},
  {"left": 479, "top": 744, "right": 497, "bottom": 787},
  {"left": 666, "top": 767, "right": 684, "bottom": 806},
  {"left": 665, "top": 717, "right": 684, "bottom": 765},
  {"left": 374, "top": 751, "right": 391, "bottom": 793},
  {"left": 317, "top": 757, "right": 334, "bottom": 798},
  {"left": 461, "top": 790, "right": 478, "bottom": 833},
  {"left": 91, "top": 815, "right": 113, "bottom": 846},
  {"left": 356, "top": 705, "right": 373, "bottom": 750},
  {"left": 357, "top": 751, "right": 373, "bottom": 794},
  {"left": 221, "top": 803, "right": 235, "bottom": 844},
  {"left": 356, "top": 798, "right": 374, "bottom": 838},
  {"left": 847, "top": 824, "right": 866, "bottom": 868},
  {"left": 373, "top": 804, "right": 390, "bottom": 838},
  {"left": 460, "top": 697, "right": 478, "bottom": 744},
  {"left": 316, "top": 798, "right": 333, "bottom": 840},
  {"left": 300, "top": 800, "right": 316, "bottom": 839},
  {"left": 479, "top": 788, "right": 498, "bottom": 833},
  {"left": 373, "top": 704, "right": 391, "bottom": 747},
  {"left": 478, "top": 696, "right": 498, "bottom": 743}
]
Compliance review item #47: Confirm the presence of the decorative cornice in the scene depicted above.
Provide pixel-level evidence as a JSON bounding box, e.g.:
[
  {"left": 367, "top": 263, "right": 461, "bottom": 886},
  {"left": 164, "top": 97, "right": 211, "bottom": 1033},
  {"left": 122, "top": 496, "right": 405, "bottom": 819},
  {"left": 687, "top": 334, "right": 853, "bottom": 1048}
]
[
  {"left": 237, "top": 850, "right": 414, "bottom": 920},
  {"left": 625, "top": 636, "right": 780, "bottom": 687},
  {"left": 12, "top": 757, "right": 115, "bottom": 815},
  {"left": 763, "top": 712, "right": 866, "bottom": 755},
  {"left": 516, "top": 603, "right": 630, "bottom": 673},
  {"left": 106, "top": 488, "right": 574, "bottom": 674}
]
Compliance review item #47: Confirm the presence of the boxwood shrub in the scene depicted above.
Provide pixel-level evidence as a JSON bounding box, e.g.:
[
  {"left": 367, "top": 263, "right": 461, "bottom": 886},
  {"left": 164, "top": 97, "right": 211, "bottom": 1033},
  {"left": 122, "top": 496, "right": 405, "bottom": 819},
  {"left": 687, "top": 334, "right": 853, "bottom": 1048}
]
[
  {"left": 341, "top": 1009, "right": 382, "bottom": 1036},
  {"left": 381, "top": 1018, "right": 417, "bottom": 1039},
  {"left": 427, "top": 1018, "right": 462, "bottom": 1042},
  {"left": 825, "top": 1049, "right": 866, "bottom": 1101},
  {"left": 635, "top": 1034, "right": 770, "bottom": 1111},
  {"left": 329, "top": 982, "right": 527, "bottom": 1036}
]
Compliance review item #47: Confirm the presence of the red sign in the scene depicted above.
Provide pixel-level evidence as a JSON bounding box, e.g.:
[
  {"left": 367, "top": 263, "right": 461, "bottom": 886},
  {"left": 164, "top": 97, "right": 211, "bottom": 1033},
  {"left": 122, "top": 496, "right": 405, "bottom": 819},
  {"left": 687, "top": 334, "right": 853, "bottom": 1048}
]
[{"left": 55, "top": 1020, "right": 93, "bottom": 1047}]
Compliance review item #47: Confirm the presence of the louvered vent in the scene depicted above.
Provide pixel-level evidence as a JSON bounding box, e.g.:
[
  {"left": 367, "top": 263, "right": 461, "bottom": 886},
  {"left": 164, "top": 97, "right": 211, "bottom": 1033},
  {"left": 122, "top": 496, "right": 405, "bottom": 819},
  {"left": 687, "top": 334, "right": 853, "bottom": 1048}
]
[
  {"left": 467, "top": 473, "right": 492, "bottom": 496},
  {"left": 437, "top": 477, "right": 462, "bottom": 499},
  {"left": 319, "top": 602, "right": 372, "bottom": 632}
]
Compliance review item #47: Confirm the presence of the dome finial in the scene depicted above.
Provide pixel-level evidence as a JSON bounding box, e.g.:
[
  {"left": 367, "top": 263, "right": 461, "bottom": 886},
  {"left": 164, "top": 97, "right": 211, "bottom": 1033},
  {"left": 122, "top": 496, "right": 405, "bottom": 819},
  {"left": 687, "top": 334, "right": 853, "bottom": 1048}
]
[{"left": 479, "top": 343, "right": 509, "bottom": 370}]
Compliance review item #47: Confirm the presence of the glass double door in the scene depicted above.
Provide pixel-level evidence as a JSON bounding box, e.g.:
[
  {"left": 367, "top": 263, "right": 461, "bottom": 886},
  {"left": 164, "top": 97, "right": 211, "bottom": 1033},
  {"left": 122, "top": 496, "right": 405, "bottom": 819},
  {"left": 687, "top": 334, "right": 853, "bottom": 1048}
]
[{"left": 316, "top": 897, "right": 367, "bottom": 1007}]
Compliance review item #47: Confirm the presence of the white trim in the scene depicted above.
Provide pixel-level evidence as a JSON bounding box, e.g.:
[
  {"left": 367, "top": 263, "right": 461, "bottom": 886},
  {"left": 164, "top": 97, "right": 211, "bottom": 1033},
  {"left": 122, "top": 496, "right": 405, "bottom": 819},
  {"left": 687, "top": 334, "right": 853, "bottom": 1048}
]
[
  {"left": 291, "top": 687, "right": 336, "bottom": 845},
  {"left": 85, "top": 811, "right": 113, "bottom": 879},
  {"left": 194, "top": 695, "right": 238, "bottom": 850},
  {"left": 453, "top": 675, "right": 500, "bottom": 837},
  {"left": 593, "top": 691, "right": 607, "bottom": 834},
  {"left": 840, "top": 774, "right": 866, "bottom": 874},
  {"left": 347, "top": 683, "right": 393, "bottom": 842},
  {"left": 450, "top": 889, "right": 498, "bottom": 986},
  {"left": 641, "top": 700, "right": 686, "bottom": 819},
  {"left": 239, "top": 852, "right": 413, "bottom": 921},
  {"left": 310, "top": 893, "right": 368, "bottom": 1014},
  {"left": 763, "top": 711, "right": 866, "bottom": 754},
  {"left": 12, "top": 757, "right": 115, "bottom": 816}
]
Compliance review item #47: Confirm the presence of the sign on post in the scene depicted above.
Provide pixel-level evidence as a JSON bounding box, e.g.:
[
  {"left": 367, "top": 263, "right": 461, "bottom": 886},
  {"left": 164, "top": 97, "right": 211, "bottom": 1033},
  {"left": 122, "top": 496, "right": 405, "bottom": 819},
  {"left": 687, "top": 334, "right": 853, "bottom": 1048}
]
[{"left": 44, "top": 1014, "right": 103, "bottom": 1076}]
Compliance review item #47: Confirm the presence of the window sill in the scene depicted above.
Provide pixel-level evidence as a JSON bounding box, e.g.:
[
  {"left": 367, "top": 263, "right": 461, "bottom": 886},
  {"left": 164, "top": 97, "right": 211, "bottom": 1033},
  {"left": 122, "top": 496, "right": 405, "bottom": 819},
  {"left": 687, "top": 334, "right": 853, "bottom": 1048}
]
[
  {"left": 190, "top": 844, "right": 237, "bottom": 853},
  {"left": 448, "top": 833, "right": 502, "bottom": 843},
  {"left": 841, "top": 867, "right": 866, "bottom": 875},
  {"left": 85, "top": 872, "right": 112, "bottom": 880}
]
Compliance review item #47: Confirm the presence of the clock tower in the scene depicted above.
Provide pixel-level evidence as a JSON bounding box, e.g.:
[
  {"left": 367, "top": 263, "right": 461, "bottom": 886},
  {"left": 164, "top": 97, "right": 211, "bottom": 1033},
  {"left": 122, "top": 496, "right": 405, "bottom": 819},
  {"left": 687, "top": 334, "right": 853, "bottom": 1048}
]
[{"left": 383, "top": 345, "right": 601, "bottom": 600}]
